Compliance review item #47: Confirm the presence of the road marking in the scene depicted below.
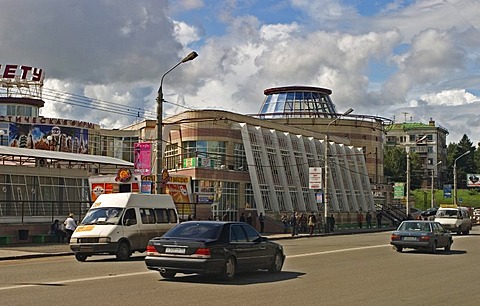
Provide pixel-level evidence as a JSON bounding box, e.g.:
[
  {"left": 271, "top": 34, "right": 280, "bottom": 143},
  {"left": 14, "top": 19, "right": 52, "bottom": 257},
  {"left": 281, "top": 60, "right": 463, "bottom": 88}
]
[
  {"left": 0, "top": 271, "right": 155, "bottom": 291},
  {"left": 287, "top": 244, "right": 391, "bottom": 258}
]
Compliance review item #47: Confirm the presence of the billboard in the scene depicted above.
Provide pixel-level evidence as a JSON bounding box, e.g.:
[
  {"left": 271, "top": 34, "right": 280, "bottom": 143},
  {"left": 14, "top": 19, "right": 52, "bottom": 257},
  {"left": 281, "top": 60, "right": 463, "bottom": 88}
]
[
  {"left": 467, "top": 174, "right": 480, "bottom": 187},
  {"left": 134, "top": 142, "right": 152, "bottom": 175},
  {"left": 6, "top": 122, "right": 88, "bottom": 153}
]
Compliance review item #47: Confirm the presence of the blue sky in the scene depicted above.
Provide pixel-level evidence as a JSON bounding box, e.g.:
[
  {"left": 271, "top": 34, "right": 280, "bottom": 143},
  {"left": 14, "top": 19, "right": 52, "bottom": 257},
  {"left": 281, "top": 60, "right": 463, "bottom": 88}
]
[{"left": 1, "top": 0, "right": 480, "bottom": 144}]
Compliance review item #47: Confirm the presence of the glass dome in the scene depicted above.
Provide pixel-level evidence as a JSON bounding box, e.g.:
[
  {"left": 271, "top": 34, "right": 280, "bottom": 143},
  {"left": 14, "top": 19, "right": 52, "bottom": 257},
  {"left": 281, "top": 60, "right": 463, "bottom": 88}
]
[{"left": 258, "top": 86, "right": 337, "bottom": 118}]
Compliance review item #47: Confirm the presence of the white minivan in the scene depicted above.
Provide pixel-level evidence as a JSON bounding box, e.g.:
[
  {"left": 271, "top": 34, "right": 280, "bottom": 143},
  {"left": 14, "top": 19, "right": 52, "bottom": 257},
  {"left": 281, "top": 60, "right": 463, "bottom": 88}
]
[
  {"left": 70, "top": 193, "right": 178, "bottom": 262},
  {"left": 434, "top": 206, "right": 472, "bottom": 235}
]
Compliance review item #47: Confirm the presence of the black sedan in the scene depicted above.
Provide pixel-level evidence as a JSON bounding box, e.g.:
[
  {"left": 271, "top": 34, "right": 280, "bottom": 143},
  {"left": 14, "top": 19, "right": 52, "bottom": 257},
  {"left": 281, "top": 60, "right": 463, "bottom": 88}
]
[
  {"left": 145, "top": 221, "right": 285, "bottom": 280},
  {"left": 390, "top": 220, "right": 452, "bottom": 253}
]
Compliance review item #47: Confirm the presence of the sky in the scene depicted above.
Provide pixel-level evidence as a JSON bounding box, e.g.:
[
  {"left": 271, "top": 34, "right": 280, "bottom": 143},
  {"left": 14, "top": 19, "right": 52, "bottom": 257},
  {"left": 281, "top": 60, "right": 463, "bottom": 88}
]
[{"left": 1, "top": 0, "right": 480, "bottom": 145}]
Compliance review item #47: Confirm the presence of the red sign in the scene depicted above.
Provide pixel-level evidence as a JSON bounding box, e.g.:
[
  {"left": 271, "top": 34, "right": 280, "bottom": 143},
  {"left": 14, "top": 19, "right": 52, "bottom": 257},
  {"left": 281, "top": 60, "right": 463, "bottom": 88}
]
[{"left": 0, "top": 64, "right": 44, "bottom": 81}]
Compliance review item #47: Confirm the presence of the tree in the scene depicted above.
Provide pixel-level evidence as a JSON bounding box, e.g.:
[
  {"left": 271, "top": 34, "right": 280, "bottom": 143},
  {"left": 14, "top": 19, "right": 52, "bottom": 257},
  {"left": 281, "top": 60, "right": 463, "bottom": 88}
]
[
  {"left": 383, "top": 146, "right": 422, "bottom": 188},
  {"left": 452, "top": 135, "right": 476, "bottom": 189}
]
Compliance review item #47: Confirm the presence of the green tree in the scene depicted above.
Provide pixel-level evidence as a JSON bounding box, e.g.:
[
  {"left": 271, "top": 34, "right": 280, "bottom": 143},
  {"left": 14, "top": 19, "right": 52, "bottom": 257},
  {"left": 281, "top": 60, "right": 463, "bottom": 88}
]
[
  {"left": 383, "top": 146, "right": 422, "bottom": 188},
  {"left": 453, "top": 135, "right": 476, "bottom": 189}
]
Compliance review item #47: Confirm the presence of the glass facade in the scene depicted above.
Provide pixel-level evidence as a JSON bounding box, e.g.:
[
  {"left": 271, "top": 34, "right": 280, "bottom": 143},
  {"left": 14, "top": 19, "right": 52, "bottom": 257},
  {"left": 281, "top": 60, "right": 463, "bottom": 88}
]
[{"left": 259, "top": 87, "right": 337, "bottom": 118}]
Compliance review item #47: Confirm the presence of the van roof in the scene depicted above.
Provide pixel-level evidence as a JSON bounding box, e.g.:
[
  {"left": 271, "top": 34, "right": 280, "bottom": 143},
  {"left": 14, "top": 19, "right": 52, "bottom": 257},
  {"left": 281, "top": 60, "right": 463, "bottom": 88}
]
[{"left": 92, "top": 193, "right": 175, "bottom": 208}]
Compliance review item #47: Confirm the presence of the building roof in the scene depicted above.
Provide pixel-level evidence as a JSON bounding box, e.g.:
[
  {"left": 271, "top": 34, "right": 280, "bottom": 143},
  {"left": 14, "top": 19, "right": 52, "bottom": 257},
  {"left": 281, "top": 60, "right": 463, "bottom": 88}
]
[{"left": 0, "top": 146, "right": 133, "bottom": 167}]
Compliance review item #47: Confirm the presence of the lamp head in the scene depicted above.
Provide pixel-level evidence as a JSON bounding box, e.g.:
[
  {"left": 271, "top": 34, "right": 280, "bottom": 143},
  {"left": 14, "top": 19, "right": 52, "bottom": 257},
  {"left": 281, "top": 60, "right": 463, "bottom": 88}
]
[{"left": 182, "top": 51, "right": 198, "bottom": 63}]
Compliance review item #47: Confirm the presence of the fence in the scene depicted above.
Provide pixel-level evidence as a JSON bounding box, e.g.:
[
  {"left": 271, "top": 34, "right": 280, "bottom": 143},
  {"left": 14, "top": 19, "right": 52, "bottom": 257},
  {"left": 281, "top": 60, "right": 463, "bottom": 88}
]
[{"left": 0, "top": 200, "right": 91, "bottom": 224}]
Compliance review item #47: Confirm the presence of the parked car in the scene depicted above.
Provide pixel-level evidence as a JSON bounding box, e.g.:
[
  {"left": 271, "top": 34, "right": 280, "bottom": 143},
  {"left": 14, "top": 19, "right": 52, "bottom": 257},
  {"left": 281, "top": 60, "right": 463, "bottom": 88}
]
[
  {"left": 145, "top": 221, "right": 285, "bottom": 280},
  {"left": 390, "top": 220, "right": 452, "bottom": 253}
]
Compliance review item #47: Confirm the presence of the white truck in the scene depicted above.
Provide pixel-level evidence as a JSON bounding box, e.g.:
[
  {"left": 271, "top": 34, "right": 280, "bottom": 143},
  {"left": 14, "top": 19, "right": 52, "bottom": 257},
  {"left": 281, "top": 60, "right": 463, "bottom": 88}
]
[{"left": 70, "top": 193, "right": 179, "bottom": 261}]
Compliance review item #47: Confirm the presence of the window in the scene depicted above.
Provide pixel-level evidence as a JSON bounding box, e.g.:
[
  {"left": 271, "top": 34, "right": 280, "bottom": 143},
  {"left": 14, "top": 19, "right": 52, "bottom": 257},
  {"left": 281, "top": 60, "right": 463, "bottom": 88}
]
[
  {"left": 123, "top": 208, "right": 137, "bottom": 225},
  {"left": 230, "top": 225, "right": 248, "bottom": 242},
  {"left": 140, "top": 208, "right": 155, "bottom": 224},
  {"left": 242, "top": 224, "right": 261, "bottom": 242}
]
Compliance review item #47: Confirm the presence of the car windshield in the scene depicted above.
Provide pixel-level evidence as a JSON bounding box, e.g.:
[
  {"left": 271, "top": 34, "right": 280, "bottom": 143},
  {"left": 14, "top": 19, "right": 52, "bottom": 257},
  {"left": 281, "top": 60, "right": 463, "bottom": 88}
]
[
  {"left": 435, "top": 209, "right": 459, "bottom": 218},
  {"left": 81, "top": 207, "right": 123, "bottom": 225},
  {"left": 163, "top": 222, "right": 222, "bottom": 240},
  {"left": 399, "top": 222, "right": 431, "bottom": 232}
]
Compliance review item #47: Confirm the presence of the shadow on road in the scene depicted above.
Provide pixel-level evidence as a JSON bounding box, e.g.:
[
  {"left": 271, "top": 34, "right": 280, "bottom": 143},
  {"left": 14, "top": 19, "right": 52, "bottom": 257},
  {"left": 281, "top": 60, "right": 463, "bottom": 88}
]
[{"left": 156, "top": 270, "right": 305, "bottom": 285}]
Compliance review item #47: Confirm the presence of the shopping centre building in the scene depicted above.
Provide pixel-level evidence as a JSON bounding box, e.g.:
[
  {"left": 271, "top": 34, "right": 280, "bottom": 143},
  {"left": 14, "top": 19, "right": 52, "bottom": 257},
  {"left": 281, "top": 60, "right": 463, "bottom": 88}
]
[{"left": 0, "top": 64, "right": 392, "bottom": 240}]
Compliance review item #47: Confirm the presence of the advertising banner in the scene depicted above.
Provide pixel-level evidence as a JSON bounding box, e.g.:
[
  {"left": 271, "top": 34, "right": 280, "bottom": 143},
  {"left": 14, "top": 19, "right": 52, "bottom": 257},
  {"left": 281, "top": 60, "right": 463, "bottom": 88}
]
[
  {"left": 134, "top": 142, "right": 152, "bottom": 175},
  {"left": 443, "top": 184, "right": 452, "bottom": 198},
  {"left": 467, "top": 174, "right": 480, "bottom": 187},
  {"left": 394, "top": 182, "right": 405, "bottom": 199}
]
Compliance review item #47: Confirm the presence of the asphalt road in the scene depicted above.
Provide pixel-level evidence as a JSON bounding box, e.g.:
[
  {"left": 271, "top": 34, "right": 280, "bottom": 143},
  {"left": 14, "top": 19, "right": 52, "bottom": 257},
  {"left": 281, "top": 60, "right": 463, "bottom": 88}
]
[{"left": 1, "top": 229, "right": 480, "bottom": 306}]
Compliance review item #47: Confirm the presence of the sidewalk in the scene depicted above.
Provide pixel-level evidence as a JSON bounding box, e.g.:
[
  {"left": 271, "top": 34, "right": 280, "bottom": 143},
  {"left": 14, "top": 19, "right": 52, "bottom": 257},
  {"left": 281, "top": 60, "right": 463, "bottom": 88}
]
[{"left": 0, "top": 226, "right": 394, "bottom": 261}]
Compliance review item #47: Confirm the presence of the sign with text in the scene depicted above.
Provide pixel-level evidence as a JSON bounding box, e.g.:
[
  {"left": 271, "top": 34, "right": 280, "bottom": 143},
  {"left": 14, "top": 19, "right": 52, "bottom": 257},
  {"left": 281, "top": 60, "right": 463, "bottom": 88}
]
[
  {"left": 309, "top": 167, "right": 323, "bottom": 189},
  {"left": 394, "top": 182, "right": 405, "bottom": 199}
]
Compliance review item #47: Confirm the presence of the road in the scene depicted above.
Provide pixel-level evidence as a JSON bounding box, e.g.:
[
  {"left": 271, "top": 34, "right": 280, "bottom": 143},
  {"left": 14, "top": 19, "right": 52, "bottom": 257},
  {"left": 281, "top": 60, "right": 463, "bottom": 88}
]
[{"left": 1, "top": 228, "right": 480, "bottom": 306}]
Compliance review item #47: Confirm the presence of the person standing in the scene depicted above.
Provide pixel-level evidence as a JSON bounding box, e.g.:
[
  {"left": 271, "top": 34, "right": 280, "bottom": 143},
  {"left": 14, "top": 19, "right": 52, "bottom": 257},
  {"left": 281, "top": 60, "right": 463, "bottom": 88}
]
[
  {"left": 239, "top": 212, "right": 246, "bottom": 222},
  {"left": 64, "top": 213, "right": 77, "bottom": 243},
  {"left": 290, "top": 212, "right": 297, "bottom": 236},
  {"left": 357, "top": 210, "right": 364, "bottom": 228},
  {"left": 307, "top": 212, "right": 317, "bottom": 235},
  {"left": 246, "top": 213, "right": 253, "bottom": 226},
  {"left": 376, "top": 212, "right": 383, "bottom": 228},
  {"left": 258, "top": 212, "right": 265, "bottom": 233},
  {"left": 281, "top": 213, "right": 288, "bottom": 233},
  {"left": 366, "top": 211, "right": 372, "bottom": 228}
]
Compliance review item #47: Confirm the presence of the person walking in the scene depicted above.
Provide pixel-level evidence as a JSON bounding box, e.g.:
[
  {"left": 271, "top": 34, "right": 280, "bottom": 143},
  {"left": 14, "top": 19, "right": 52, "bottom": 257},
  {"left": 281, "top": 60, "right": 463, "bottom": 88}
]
[
  {"left": 64, "top": 213, "right": 77, "bottom": 243},
  {"left": 239, "top": 212, "right": 246, "bottom": 222},
  {"left": 281, "top": 213, "right": 288, "bottom": 234},
  {"left": 258, "top": 212, "right": 265, "bottom": 233},
  {"left": 290, "top": 212, "right": 297, "bottom": 236}
]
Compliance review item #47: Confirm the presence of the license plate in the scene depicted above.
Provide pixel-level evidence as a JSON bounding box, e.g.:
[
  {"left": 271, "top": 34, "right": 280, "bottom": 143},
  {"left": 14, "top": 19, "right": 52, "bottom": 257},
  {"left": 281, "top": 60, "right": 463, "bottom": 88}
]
[
  {"left": 403, "top": 237, "right": 418, "bottom": 241},
  {"left": 165, "top": 247, "right": 186, "bottom": 254}
]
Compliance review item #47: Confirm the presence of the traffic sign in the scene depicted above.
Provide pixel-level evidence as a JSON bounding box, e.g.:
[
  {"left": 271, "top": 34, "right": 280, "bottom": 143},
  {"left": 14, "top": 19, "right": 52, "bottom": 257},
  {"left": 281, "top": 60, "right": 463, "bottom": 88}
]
[{"left": 309, "top": 167, "right": 323, "bottom": 189}]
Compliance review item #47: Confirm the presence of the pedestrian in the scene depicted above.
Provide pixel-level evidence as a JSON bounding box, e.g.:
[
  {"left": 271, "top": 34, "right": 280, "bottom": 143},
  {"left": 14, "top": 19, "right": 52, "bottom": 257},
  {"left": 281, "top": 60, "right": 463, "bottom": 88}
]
[
  {"left": 366, "top": 211, "right": 372, "bottom": 228},
  {"left": 300, "top": 213, "right": 307, "bottom": 233},
  {"left": 246, "top": 213, "right": 253, "bottom": 226},
  {"left": 64, "top": 213, "right": 77, "bottom": 243},
  {"left": 281, "top": 213, "right": 288, "bottom": 233},
  {"left": 357, "top": 210, "right": 364, "bottom": 228},
  {"left": 50, "top": 219, "right": 66, "bottom": 242},
  {"left": 376, "top": 212, "right": 382, "bottom": 228},
  {"left": 258, "top": 212, "right": 265, "bottom": 233},
  {"left": 290, "top": 212, "right": 297, "bottom": 236},
  {"left": 187, "top": 214, "right": 193, "bottom": 221},
  {"left": 239, "top": 212, "right": 246, "bottom": 222},
  {"left": 307, "top": 212, "right": 316, "bottom": 235},
  {"left": 329, "top": 214, "right": 335, "bottom": 232}
]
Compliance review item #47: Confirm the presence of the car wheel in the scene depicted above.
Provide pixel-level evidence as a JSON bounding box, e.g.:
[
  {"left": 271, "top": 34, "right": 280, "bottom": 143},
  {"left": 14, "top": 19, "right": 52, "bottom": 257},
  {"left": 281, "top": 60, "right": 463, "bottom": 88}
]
[
  {"left": 430, "top": 241, "right": 437, "bottom": 253},
  {"left": 445, "top": 239, "right": 452, "bottom": 251},
  {"left": 160, "top": 270, "right": 177, "bottom": 279},
  {"left": 395, "top": 246, "right": 403, "bottom": 253},
  {"left": 220, "top": 256, "right": 236, "bottom": 281},
  {"left": 116, "top": 241, "right": 131, "bottom": 261},
  {"left": 268, "top": 251, "right": 284, "bottom": 273},
  {"left": 462, "top": 229, "right": 469, "bottom": 235},
  {"left": 75, "top": 253, "right": 88, "bottom": 262}
]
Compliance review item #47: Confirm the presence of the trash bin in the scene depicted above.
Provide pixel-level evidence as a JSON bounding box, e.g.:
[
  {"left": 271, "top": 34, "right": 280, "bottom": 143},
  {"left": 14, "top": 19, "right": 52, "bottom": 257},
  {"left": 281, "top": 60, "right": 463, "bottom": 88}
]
[{"left": 18, "top": 229, "right": 29, "bottom": 241}]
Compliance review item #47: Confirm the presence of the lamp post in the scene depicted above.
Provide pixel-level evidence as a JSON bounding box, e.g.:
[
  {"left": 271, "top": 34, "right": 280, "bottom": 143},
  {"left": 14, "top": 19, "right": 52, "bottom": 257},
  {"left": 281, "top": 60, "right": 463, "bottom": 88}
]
[
  {"left": 405, "top": 135, "right": 427, "bottom": 217},
  {"left": 453, "top": 151, "right": 470, "bottom": 206},
  {"left": 324, "top": 108, "right": 353, "bottom": 233},
  {"left": 431, "top": 161, "right": 442, "bottom": 208},
  {"left": 156, "top": 51, "right": 198, "bottom": 194}
]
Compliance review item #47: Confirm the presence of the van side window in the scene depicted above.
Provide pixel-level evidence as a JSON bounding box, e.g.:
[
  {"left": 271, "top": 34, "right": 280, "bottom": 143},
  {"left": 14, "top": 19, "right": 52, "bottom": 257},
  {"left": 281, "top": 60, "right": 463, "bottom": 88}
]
[
  {"left": 123, "top": 208, "right": 137, "bottom": 225},
  {"left": 168, "top": 209, "right": 178, "bottom": 223},
  {"left": 140, "top": 208, "right": 155, "bottom": 224},
  {"left": 154, "top": 209, "right": 168, "bottom": 223}
]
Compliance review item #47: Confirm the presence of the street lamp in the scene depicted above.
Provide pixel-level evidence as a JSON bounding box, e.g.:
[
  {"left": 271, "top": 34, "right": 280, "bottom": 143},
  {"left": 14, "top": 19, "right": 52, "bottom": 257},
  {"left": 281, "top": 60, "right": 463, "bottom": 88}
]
[
  {"left": 431, "top": 161, "right": 442, "bottom": 208},
  {"left": 156, "top": 51, "right": 198, "bottom": 194},
  {"left": 453, "top": 150, "right": 470, "bottom": 206},
  {"left": 324, "top": 107, "right": 353, "bottom": 233},
  {"left": 405, "top": 135, "right": 427, "bottom": 217}
]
